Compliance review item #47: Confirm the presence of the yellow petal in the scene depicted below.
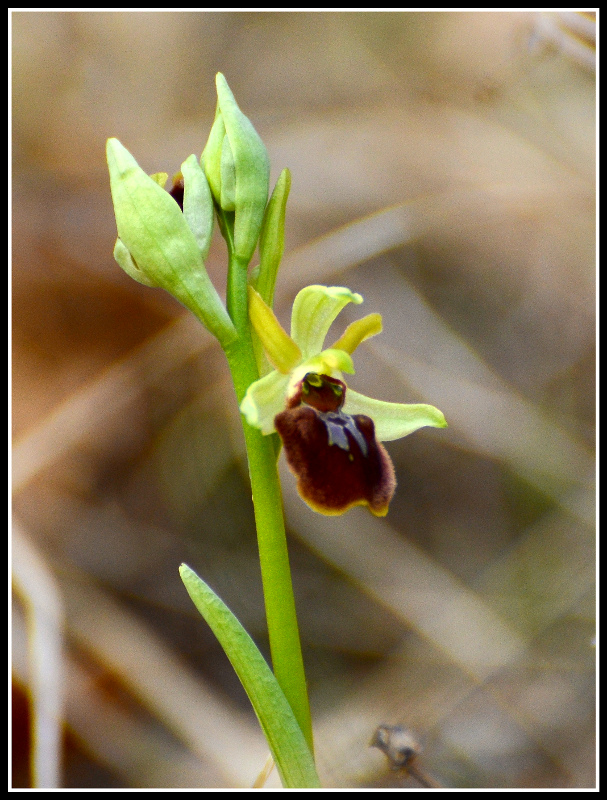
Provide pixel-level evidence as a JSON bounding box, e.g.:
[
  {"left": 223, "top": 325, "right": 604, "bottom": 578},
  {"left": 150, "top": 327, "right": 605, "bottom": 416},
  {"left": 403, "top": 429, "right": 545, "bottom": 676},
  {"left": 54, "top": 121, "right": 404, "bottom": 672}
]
[
  {"left": 248, "top": 286, "right": 301, "bottom": 373},
  {"left": 149, "top": 172, "right": 169, "bottom": 188},
  {"left": 330, "top": 313, "right": 383, "bottom": 354}
]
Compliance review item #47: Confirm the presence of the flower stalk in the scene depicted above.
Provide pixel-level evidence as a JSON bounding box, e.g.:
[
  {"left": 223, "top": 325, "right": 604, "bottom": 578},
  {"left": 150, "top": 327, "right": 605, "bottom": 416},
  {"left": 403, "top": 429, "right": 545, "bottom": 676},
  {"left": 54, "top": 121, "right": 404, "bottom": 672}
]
[{"left": 220, "top": 209, "right": 314, "bottom": 753}]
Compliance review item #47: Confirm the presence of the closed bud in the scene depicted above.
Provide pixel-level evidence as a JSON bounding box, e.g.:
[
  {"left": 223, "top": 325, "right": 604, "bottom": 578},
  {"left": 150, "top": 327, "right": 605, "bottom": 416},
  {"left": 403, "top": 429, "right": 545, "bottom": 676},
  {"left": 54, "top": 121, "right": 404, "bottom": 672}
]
[
  {"left": 201, "top": 73, "right": 270, "bottom": 264},
  {"left": 107, "top": 137, "right": 235, "bottom": 344}
]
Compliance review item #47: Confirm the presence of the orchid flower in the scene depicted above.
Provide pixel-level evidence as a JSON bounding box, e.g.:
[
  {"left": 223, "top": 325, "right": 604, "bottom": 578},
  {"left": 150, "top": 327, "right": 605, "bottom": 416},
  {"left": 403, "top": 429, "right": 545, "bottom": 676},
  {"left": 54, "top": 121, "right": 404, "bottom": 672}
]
[{"left": 241, "top": 285, "right": 447, "bottom": 516}]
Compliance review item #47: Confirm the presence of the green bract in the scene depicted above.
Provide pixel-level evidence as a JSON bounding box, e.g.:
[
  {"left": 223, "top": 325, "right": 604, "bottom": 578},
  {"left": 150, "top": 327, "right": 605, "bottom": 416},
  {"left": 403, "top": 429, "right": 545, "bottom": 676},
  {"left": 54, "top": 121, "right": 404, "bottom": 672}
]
[
  {"left": 202, "top": 73, "right": 270, "bottom": 264},
  {"left": 107, "top": 138, "right": 236, "bottom": 346},
  {"left": 240, "top": 285, "right": 448, "bottom": 440},
  {"left": 254, "top": 168, "right": 292, "bottom": 308}
]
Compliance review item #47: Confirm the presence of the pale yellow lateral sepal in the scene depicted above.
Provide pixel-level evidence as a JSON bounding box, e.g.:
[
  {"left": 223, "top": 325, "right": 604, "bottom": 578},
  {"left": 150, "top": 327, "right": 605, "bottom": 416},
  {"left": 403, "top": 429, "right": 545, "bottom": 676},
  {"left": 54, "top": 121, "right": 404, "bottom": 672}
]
[
  {"left": 344, "top": 389, "right": 447, "bottom": 442},
  {"left": 248, "top": 286, "right": 302, "bottom": 374}
]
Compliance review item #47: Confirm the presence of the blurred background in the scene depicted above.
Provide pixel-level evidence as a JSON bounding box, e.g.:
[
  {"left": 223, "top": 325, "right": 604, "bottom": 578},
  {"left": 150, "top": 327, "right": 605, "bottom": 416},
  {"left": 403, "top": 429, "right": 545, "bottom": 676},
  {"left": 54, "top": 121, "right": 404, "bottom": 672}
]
[{"left": 12, "top": 11, "right": 595, "bottom": 789}]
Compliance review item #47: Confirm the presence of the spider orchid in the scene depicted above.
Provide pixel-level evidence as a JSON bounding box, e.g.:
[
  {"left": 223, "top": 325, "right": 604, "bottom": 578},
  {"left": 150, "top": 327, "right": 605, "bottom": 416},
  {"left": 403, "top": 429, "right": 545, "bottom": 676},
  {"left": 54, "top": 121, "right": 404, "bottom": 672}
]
[{"left": 241, "top": 285, "right": 447, "bottom": 516}]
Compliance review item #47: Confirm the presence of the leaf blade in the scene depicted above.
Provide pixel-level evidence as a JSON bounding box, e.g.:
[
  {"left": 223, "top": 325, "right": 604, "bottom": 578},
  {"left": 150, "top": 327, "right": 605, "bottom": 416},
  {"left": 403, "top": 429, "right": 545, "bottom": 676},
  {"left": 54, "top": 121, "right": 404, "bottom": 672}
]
[{"left": 179, "top": 564, "right": 320, "bottom": 788}]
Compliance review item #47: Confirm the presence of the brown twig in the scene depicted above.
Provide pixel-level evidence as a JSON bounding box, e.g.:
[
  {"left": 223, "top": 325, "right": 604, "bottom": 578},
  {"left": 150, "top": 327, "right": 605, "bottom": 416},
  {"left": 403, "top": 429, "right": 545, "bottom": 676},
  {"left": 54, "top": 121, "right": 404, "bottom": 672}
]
[{"left": 371, "top": 723, "right": 442, "bottom": 788}]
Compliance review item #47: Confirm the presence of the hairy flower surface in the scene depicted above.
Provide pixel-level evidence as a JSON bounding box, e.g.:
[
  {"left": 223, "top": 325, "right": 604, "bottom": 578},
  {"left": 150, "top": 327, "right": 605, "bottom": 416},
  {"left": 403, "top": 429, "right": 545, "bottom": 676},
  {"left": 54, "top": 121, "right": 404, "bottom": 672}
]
[{"left": 241, "top": 285, "right": 447, "bottom": 516}]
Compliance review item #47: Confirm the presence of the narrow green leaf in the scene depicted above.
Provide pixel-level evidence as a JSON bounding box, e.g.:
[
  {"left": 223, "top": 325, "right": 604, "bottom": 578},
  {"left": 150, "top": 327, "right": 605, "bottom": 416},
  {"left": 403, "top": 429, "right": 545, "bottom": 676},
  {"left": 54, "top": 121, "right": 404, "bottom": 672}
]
[{"left": 179, "top": 564, "right": 320, "bottom": 789}]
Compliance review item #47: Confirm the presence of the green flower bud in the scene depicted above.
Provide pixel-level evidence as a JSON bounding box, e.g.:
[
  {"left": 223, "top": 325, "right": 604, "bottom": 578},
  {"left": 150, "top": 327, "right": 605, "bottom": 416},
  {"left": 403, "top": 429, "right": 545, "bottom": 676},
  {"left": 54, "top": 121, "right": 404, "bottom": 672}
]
[
  {"left": 107, "top": 137, "right": 235, "bottom": 345},
  {"left": 202, "top": 73, "right": 270, "bottom": 264}
]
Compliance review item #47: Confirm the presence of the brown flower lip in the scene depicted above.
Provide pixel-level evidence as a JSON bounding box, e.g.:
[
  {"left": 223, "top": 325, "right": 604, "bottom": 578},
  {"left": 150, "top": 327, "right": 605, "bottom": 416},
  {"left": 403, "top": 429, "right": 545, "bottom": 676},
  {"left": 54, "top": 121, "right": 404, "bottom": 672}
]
[{"left": 275, "top": 373, "right": 396, "bottom": 516}]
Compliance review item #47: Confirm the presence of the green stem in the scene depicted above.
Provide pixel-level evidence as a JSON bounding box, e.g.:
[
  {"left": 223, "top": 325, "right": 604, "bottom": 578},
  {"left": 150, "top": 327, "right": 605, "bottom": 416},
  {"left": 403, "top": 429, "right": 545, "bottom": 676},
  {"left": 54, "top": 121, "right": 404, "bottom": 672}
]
[{"left": 220, "top": 214, "right": 313, "bottom": 756}]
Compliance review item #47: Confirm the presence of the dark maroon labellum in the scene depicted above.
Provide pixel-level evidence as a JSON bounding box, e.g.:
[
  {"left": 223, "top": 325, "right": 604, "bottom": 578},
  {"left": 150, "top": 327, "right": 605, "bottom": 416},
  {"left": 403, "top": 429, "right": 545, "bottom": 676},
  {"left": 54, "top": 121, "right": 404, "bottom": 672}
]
[{"left": 275, "top": 373, "right": 396, "bottom": 516}]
